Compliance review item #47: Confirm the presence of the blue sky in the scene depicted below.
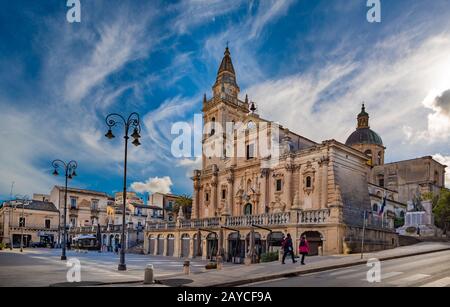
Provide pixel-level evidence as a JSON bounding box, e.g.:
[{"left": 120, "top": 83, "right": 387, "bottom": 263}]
[{"left": 1, "top": 0, "right": 450, "bottom": 200}]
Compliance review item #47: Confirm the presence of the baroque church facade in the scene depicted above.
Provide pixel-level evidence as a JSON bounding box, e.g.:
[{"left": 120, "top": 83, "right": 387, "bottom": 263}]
[{"left": 144, "top": 48, "right": 446, "bottom": 261}]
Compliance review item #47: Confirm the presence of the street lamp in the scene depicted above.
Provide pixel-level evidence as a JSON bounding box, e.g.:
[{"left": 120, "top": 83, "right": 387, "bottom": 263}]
[
  {"left": 105, "top": 112, "right": 141, "bottom": 271},
  {"left": 52, "top": 159, "right": 78, "bottom": 261}
]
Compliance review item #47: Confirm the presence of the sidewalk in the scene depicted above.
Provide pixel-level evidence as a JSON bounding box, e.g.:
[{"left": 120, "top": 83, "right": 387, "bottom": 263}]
[{"left": 153, "top": 242, "right": 450, "bottom": 287}]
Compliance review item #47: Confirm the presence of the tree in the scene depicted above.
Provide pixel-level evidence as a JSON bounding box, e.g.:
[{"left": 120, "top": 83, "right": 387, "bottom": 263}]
[
  {"left": 433, "top": 189, "right": 450, "bottom": 235},
  {"left": 173, "top": 195, "right": 192, "bottom": 220}
]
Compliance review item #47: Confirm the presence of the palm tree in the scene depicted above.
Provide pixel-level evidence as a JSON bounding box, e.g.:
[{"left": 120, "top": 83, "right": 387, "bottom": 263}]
[{"left": 173, "top": 195, "right": 193, "bottom": 220}]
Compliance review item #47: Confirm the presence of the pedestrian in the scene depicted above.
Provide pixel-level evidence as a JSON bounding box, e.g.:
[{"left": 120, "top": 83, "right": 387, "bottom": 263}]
[
  {"left": 282, "top": 233, "right": 297, "bottom": 264},
  {"left": 114, "top": 244, "right": 119, "bottom": 254},
  {"left": 299, "top": 236, "right": 310, "bottom": 265}
]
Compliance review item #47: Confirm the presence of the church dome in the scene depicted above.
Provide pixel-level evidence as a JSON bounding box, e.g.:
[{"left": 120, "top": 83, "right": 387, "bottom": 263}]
[
  {"left": 345, "top": 104, "right": 383, "bottom": 147},
  {"left": 345, "top": 128, "right": 383, "bottom": 146}
]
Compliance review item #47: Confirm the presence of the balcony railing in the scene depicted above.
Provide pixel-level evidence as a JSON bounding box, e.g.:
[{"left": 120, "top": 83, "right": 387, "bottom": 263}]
[
  {"left": 9, "top": 223, "right": 59, "bottom": 231},
  {"left": 144, "top": 209, "right": 334, "bottom": 232},
  {"left": 299, "top": 209, "right": 330, "bottom": 225}
]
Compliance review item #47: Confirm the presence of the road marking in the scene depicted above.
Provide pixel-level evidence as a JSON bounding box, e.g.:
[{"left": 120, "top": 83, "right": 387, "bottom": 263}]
[
  {"left": 329, "top": 268, "right": 359, "bottom": 276},
  {"left": 420, "top": 277, "right": 450, "bottom": 287},
  {"left": 381, "top": 272, "right": 403, "bottom": 280},
  {"left": 244, "top": 278, "right": 288, "bottom": 286},
  {"left": 390, "top": 274, "right": 430, "bottom": 286}
]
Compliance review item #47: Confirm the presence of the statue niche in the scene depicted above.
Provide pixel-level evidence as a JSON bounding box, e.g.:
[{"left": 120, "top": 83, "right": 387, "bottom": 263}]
[{"left": 269, "top": 195, "right": 287, "bottom": 213}]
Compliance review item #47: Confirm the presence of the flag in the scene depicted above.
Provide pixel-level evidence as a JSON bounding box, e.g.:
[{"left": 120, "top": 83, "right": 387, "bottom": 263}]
[{"left": 379, "top": 194, "right": 387, "bottom": 216}]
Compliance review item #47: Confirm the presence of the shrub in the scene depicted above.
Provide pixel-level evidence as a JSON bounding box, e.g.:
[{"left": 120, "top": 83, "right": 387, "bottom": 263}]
[
  {"left": 0, "top": 243, "right": 5, "bottom": 250},
  {"left": 260, "top": 252, "right": 279, "bottom": 263}
]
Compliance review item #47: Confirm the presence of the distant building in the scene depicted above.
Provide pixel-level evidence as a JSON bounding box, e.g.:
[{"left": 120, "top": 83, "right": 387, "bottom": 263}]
[
  {"left": 345, "top": 105, "right": 447, "bottom": 205},
  {"left": 49, "top": 186, "right": 109, "bottom": 229},
  {"left": 148, "top": 192, "right": 184, "bottom": 222},
  {"left": 32, "top": 194, "right": 50, "bottom": 202},
  {"left": 0, "top": 199, "right": 59, "bottom": 247}
]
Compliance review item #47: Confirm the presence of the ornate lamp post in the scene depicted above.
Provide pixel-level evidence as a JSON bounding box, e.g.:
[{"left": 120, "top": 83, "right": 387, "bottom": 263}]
[
  {"left": 104, "top": 112, "right": 141, "bottom": 271},
  {"left": 52, "top": 159, "right": 78, "bottom": 261}
]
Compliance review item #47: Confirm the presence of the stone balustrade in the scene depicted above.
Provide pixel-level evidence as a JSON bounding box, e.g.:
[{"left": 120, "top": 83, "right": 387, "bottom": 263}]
[
  {"left": 299, "top": 209, "right": 330, "bottom": 224},
  {"left": 144, "top": 209, "right": 334, "bottom": 232}
]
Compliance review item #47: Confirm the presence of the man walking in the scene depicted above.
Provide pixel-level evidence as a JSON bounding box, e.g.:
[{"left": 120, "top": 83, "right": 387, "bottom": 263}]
[{"left": 282, "top": 233, "right": 297, "bottom": 264}]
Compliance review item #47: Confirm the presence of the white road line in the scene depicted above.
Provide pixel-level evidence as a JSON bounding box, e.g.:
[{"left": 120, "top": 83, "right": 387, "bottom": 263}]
[
  {"left": 359, "top": 272, "right": 404, "bottom": 282},
  {"left": 390, "top": 274, "right": 430, "bottom": 286},
  {"left": 244, "top": 278, "right": 288, "bottom": 286},
  {"left": 381, "top": 272, "right": 404, "bottom": 280},
  {"left": 420, "top": 277, "right": 450, "bottom": 287},
  {"left": 329, "top": 268, "right": 359, "bottom": 276}
]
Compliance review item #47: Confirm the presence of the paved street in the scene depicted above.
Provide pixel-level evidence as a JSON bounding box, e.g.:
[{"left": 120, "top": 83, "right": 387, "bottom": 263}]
[
  {"left": 0, "top": 248, "right": 214, "bottom": 287},
  {"left": 242, "top": 250, "right": 450, "bottom": 287}
]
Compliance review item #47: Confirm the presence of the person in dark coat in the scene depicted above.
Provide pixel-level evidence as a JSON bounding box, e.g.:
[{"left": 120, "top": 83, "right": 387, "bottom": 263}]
[{"left": 282, "top": 233, "right": 297, "bottom": 264}]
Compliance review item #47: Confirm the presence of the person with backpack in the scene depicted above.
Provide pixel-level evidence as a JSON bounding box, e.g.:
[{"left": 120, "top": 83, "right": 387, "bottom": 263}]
[
  {"left": 299, "top": 236, "right": 310, "bottom": 265},
  {"left": 282, "top": 233, "right": 297, "bottom": 264}
]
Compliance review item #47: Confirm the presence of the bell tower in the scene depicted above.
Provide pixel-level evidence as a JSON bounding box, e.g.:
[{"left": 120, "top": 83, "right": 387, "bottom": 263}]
[{"left": 212, "top": 47, "right": 240, "bottom": 99}]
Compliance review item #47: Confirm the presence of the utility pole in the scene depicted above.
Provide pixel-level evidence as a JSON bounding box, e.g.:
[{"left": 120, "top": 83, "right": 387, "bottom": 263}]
[{"left": 9, "top": 181, "right": 14, "bottom": 250}]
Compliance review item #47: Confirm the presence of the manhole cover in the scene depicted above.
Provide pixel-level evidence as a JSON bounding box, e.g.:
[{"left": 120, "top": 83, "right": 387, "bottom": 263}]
[
  {"left": 49, "top": 281, "right": 103, "bottom": 287},
  {"left": 157, "top": 278, "right": 193, "bottom": 287}
]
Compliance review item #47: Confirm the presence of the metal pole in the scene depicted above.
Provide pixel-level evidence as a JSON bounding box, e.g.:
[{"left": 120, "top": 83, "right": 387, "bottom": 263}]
[
  {"left": 118, "top": 130, "right": 129, "bottom": 271},
  {"left": 361, "top": 210, "right": 366, "bottom": 260},
  {"left": 20, "top": 199, "right": 24, "bottom": 252},
  {"left": 9, "top": 182, "right": 14, "bottom": 250},
  {"left": 61, "top": 170, "right": 68, "bottom": 260}
]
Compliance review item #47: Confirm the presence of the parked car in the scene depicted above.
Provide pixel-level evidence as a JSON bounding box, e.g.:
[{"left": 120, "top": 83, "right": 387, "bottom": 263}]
[{"left": 30, "top": 241, "right": 49, "bottom": 248}]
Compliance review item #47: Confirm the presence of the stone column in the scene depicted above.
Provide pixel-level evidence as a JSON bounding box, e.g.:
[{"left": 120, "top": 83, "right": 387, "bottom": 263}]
[
  {"left": 191, "top": 170, "right": 201, "bottom": 219},
  {"left": 211, "top": 182, "right": 218, "bottom": 217},
  {"left": 212, "top": 166, "right": 219, "bottom": 217},
  {"left": 285, "top": 164, "right": 294, "bottom": 210},
  {"left": 261, "top": 168, "right": 270, "bottom": 214},
  {"left": 320, "top": 157, "right": 329, "bottom": 209},
  {"left": 174, "top": 234, "right": 180, "bottom": 258},
  {"left": 226, "top": 170, "right": 234, "bottom": 216},
  {"left": 202, "top": 237, "right": 208, "bottom": 260},
  {"left": 189, "top": 236, "right": 194, "bottom": 259}
]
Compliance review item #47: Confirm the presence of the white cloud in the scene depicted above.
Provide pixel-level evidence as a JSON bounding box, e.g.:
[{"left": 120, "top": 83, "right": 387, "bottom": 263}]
[
  {"left": 244, "top": 31, "right": 450, "bottom": 164},
  {"left": 130, "top": 176, "right": 173, "bottom": 194},
  {"left": 64, "top": 18, "right": 152, "bottom": 103},
  {"left": 171, "top": 0, "right": 246, "bottom": 34},
  {"left": 433, "top": 154, "right": 450, "bottom": 188}
]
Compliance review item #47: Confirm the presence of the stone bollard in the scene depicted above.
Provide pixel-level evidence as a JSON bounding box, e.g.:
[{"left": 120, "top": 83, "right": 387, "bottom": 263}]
[
  {"left": 144, "top": 264, "right": 154, "bottom": 285},
  {"left": 216, "top": 256, "right": 223, "bottom": 270},
  {"left": 183, "top": 260, "right": 190, "bottom": 275},
  {"left": 318, "top": 246, "right": 323, "bottom": 256}
]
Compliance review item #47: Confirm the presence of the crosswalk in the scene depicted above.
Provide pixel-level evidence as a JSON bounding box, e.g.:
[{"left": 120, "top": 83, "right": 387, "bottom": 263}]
[{"left": 327, "top": 269, "right": 450, "bottom": 287}]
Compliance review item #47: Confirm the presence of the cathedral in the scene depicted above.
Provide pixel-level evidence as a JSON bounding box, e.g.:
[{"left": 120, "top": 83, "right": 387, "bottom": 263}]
[{"left": 144, "top": 48, "right": 446, "bottom": 261}]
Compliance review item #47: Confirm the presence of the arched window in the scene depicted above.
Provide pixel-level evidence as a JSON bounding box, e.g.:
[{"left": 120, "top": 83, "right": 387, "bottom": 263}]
[
  {"left": 306, "top": 176, "right": 312, "bottom": 188},
  {"left": 365, "top": 150, "right": 373, "bottom": 165},
  {"left": 377, "top": 151, "right": 383, "bottom": 165},
  {"left": 210, "top": 117, "right": 216, "bottom": 136},
  {"left": 378, "top": 175, "right": 385, "bottom": 187},
  {"left": 373, "top": 204, "right": 379, "bottom": 212},
  {"left": 244, "top": 203, "right": 252, "bottom": 216}
]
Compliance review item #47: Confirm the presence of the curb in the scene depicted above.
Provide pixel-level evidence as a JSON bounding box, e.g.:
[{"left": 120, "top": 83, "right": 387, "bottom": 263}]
[{"left": 191, "top": 247, "right": 450, "bottom": 287}]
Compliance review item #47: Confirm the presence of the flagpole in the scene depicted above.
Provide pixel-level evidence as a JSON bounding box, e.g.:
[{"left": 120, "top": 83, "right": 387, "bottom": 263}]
[{"left": 361, "top": 210, "right": 366, "bottom": 260}]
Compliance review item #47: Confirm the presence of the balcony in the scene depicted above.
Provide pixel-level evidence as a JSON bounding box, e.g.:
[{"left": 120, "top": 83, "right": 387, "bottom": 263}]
[{"left": 10, "top": 223, "right": 59, "bottom": 231}]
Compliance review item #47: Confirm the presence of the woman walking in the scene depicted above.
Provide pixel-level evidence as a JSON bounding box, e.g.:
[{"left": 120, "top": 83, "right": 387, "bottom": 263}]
[
  {"left": 282, "top": 234, "right": 297, "bottom": 264},
  {"left": 299, "top": 236, "right": 310, "bottom": 265}
]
